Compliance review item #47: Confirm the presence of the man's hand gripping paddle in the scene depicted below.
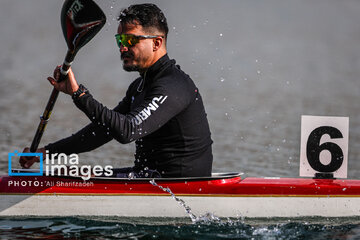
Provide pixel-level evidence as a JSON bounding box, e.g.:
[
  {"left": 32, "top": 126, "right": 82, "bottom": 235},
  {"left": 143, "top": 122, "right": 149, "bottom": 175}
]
[{"left": 30, "top": 0, "right": 106, "bottom": 152}]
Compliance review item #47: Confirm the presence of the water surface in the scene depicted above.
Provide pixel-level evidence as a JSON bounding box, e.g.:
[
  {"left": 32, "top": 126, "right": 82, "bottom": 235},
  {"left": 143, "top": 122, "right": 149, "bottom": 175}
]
[{"left": 1, "top": 216, "right": 360, "bottom": 240}]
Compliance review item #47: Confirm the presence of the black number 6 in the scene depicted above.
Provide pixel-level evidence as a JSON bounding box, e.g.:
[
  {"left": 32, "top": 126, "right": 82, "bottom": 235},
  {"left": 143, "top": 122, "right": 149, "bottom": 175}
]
[{"left": 306, "top": 126, "right": 344, "bottom": 172}]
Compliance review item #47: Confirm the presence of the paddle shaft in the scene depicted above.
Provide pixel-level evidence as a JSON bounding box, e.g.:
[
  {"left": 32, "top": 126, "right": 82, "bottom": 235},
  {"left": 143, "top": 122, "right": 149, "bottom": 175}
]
[{"left": 30, "top": 50, "right": 75, "bottom": 152}]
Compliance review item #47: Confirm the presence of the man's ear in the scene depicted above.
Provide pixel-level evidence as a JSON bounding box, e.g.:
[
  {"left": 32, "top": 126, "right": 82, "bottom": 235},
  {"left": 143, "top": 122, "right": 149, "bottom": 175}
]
[{"left": 153, "top": 37, "right": 163, "bottom": 51}]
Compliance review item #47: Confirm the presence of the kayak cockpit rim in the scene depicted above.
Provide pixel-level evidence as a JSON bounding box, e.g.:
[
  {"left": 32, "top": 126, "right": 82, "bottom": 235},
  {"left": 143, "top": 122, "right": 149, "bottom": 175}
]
[{"left": 9, "top": 169, "right": 243, "bottom": 182}]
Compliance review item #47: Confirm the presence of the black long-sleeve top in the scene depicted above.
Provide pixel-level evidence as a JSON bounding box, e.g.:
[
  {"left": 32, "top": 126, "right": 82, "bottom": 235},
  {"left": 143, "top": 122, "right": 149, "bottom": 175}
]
[{"left": 45, "top": 54, "right": 213, "bottom": 177}]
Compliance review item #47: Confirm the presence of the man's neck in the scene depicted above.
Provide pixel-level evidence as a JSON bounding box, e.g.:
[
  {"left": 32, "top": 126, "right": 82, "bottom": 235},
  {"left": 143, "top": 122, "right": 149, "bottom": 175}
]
[{"left": 139, "top": 50, "right": 167, "bottom": 75}]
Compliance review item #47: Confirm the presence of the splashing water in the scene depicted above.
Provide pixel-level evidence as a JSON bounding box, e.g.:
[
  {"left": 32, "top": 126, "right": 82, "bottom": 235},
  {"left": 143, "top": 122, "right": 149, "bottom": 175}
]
[
  {"left": 149, "top": 179, "right": 223, "bottom": 224},
  {"left": 1, "top": 216, "right": 360, "bottom": 239},
  {"left": 149, "top": 179, "right": 197, "bottom": 222}
]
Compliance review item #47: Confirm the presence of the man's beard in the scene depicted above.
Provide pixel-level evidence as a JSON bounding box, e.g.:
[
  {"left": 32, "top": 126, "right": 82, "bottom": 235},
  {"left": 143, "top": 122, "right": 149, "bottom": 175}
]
[
  {"left": 123, "top": 64, "right": 140, "bottom": 72},
  {"left": 121, "top": 52, "right": 140, "bottom": 72}
]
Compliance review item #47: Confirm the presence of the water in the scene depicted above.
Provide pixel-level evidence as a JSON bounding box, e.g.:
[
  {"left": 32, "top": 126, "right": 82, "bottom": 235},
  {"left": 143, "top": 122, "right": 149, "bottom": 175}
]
[
  {"left": 150, "top": 179, "right": 199, "bottom": 222},
  {"left": 1, "top": 0, "right": 360, "bottom": 238},
  {"left": 150, "top": 179, "right": 224, "bottom": 224},
  {"left": 1, "top": 217, "right": 360, "bottom": 239}
]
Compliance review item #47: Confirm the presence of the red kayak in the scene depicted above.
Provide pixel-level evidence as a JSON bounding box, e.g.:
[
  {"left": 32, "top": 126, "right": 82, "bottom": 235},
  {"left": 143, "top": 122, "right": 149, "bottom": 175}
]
[{"left": 1, "top": 172, "right": 360, "bottom": 218}]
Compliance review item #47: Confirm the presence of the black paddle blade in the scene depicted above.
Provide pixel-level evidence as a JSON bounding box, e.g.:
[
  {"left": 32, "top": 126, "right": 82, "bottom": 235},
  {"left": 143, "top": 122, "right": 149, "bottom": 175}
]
[{"left": 61, "top": 0, "right": 106, "bottom": 54}]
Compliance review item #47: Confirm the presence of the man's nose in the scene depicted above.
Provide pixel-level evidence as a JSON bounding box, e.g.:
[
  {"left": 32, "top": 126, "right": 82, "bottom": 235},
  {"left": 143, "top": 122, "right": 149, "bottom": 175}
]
[{"left": 120, "top": 44, "right": 128, "bottom": 53}]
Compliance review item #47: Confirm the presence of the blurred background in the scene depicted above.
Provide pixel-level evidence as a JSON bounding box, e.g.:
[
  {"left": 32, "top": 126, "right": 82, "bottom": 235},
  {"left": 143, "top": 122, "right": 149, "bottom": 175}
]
[{"left": 0, "top": 0, "right": 359, "bottom": 178}]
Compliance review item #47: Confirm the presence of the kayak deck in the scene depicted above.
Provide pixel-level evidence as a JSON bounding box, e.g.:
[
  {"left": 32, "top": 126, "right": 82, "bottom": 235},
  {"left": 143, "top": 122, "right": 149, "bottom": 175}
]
[
  {"left": 1, "top": 173, "right": 360, "bottom": 217},
  {"left": 1, "top": 173, "right": 359, "bottom": 196}
]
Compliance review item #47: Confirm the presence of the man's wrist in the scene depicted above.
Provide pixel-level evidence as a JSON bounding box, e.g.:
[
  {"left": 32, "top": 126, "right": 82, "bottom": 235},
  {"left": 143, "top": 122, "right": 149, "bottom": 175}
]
[{"left": 72, "top": 84, "right": 89, "bottom": 100}]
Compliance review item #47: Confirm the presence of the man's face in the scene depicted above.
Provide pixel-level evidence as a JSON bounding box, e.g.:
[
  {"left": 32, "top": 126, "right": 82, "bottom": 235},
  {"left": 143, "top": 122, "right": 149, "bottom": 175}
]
[{"left": 117, "top": 22, "right": 155, "bottom": 72}]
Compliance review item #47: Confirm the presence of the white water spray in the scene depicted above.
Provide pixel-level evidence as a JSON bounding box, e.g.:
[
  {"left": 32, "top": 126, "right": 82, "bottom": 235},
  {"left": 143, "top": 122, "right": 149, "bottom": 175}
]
[{"left": 149, "top": 179, "right": 223, "bottom": 223}]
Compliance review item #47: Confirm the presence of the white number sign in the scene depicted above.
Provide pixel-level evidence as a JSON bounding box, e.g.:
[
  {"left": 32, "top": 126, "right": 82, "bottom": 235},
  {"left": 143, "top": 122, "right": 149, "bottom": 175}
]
[{"left": 300, "top": 115, "right": 349, "bottom": 178}]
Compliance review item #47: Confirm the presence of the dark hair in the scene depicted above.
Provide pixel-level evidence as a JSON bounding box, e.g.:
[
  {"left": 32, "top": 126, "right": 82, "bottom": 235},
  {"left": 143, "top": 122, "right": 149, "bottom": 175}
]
[{"left": 118, "top": 3, "right": 169, "bottom": 39}]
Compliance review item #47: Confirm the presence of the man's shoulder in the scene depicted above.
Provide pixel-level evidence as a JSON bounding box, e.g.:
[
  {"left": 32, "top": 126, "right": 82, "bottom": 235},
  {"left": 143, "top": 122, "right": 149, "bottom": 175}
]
[
  {"left": 156, "top": 62, "right": 195, "bottom": 89},
  {"left": 164, "top": 60, "right": 190, "bottom": 78},
  {"left": 151, "top": 65, "right": 197, "bottom": 106}
]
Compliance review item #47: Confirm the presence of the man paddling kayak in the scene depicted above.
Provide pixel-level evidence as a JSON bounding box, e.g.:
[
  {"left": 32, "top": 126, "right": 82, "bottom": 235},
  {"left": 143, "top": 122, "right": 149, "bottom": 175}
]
[{"left": 20, "top": 3, "right": 213, "bottom": 178}]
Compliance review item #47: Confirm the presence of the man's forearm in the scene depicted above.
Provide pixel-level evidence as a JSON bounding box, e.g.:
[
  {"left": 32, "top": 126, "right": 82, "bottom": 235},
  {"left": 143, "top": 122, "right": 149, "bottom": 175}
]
[{"left": 45, "top": 123, "right": 113, "bottom": 155}]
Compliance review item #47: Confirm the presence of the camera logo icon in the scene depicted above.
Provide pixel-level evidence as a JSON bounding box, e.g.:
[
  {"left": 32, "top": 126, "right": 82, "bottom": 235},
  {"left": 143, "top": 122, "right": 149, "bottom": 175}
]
[{"left": 8, "top": 150, "right": 43, "bottom": 176}]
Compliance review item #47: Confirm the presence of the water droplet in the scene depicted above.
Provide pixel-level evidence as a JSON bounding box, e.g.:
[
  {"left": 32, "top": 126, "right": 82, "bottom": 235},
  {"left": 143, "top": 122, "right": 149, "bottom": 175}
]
[
  {"left": 199, "top": 188, "right": 202, "bottom": 192},
  {"left": 128, "top": 172, "right": 135, "bottom": 180},
  {"left": 220, "top": 77, "right": 225, "bottom": 82},
  {"left": 282, "top": 139, "right": 286, "bottom": 143},
  {"left": 343, "top": 188, "right": 347, "bottom": 191},
  {"left": 257, "top": 70, "right": 261, "bottom": 74},
  {"left": 172, "top": 26, "right": 176, "bottom": 30},
  {"left": 219, "top": 33, "right": 223, "bottom": 37}
]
